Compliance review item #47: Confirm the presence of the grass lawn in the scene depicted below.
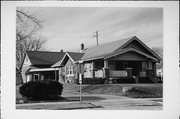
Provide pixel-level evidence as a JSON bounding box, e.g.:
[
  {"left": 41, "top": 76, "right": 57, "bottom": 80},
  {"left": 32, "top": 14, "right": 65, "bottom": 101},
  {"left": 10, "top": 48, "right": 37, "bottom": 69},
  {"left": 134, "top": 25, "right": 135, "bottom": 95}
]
[{"left": 63, "top": 83, "right": 163, "bottom": 98}]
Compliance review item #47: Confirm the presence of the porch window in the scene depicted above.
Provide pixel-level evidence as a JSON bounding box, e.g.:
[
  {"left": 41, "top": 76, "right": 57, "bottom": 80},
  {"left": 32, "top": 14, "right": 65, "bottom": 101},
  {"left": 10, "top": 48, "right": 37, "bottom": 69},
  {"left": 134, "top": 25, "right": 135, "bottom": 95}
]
[
  {"left": 148, "top": 62, "right": 152, "bottom": 69},
  {"left": 123, "top": 62, "right": 128, "bottom": 69},
  {"left": 108, "top": 61, "right": 116, "bottom": 70},
  {"left": 34, "top": 74, "right": 39, "bottom": 81},
  {"left": 67, "top": 66, "right": 73, "bottom": 75},
  {"left": 142, "top": 61, "right": 148, "bottom": 70}
]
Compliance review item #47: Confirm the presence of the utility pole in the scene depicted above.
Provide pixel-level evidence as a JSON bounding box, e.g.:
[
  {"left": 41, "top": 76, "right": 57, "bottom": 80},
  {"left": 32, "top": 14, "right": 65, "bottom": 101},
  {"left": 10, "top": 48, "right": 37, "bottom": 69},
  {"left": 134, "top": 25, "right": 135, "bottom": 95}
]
[{"left": 94, "top": 31, "right": 99, "bottom": 46}]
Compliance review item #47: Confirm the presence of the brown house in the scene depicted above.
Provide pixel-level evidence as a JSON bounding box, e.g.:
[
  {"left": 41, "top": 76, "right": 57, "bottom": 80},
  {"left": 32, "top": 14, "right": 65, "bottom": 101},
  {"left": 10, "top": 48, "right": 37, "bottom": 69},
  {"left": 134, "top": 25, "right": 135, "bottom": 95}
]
[{"left": 21, "top": 36, "right": 162, "bottom": 84}]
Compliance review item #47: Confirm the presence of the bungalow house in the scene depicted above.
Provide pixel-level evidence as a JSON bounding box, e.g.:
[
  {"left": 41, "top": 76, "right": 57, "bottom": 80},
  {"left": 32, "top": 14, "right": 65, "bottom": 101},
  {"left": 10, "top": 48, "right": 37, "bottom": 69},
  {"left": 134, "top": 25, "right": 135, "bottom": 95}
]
[
  {"left": 21, "top": 51, "right": 65, "bottom": 83},
  {"left": 21, "top": 36, "right": 162, "bottom": 84},
  {"left": 52, "top": 36, "right": 162, "bottom": 84}
]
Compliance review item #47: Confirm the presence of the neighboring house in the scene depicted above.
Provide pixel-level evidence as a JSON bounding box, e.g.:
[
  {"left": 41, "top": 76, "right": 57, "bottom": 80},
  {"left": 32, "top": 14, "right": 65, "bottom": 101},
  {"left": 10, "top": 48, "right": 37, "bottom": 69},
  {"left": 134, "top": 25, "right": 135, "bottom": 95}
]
[
  {"left": 52, "top": 36, "right": 162, "bottom": 84},
  {"left": 21, "top": 36, "right": 162, "bottom": 84},
  {"left": 21, "top": 51, "right": 65, "bottom": 83},
  {"left": 52, "top": 52, "right": 84, "bottom": 84}
]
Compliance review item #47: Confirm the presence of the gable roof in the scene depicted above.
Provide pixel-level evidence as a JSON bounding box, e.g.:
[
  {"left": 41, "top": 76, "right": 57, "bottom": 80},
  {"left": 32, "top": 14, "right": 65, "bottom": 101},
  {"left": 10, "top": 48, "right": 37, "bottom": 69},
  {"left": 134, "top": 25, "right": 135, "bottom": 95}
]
[
  {"left": 67, "top": 52, "right": 84, "bottom": 62},
  {"left": 26, "top": 51, "right": 65, "bottom": 65},
  {"left": 118, "top": 36, "right": 162, "bottom": 60},
  {"left": 80, "top": 36, "right": 161, "bottom": 61},
  {"left": 81, "top": 36, "right": 134, "bottom": 60},
  {"left": 104, "top": 47, "right": 159, "bottom": 61},
  {"left": 52, "top": 52, "right": 84, "bottom": 67}
]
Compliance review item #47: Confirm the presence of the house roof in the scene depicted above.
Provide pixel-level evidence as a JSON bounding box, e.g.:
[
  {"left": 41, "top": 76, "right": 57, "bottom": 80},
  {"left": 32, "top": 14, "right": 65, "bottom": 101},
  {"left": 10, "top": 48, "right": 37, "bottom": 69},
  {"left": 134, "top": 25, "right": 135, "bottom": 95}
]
[
  {"left": 26, "top": 51, "right": 65, "bottom": 65},
  {"left": 80, "top": 36, "right": 134, "bottom": 60},
  {"left": 67, "top": 52, "right": 84, "bottom": 61},
  {"left": 32, "top": 36, "right": 161, "bottom": 68},
  {"left": 80, "top": 36, "right": 161, "bottom": 61},
  {"left": 104, "top": 47, "right": 159, "bottom": 61},
  {"left": 52, "top": 52, "right": 84, "bottom": 67}
]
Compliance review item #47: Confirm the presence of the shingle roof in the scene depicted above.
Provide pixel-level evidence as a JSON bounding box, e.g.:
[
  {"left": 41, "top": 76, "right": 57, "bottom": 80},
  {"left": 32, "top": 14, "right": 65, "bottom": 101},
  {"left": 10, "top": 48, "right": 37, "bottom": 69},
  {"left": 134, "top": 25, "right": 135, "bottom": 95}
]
[
  {"left": 67, "top": 52, "right": 84, "bottom": 61},
  {"left": 81, "top": 36, "right": 134, "bottom": 60},
  {"left": 51, "top": 52, "right": 84, "bottom": 67},
  {"left": 26, "top": 51, "right": 65, "bottom": 65}
]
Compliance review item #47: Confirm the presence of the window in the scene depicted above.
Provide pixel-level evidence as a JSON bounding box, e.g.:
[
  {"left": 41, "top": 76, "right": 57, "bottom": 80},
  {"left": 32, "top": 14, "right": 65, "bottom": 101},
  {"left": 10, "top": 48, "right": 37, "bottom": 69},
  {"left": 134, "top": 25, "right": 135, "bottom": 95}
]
[
  {"left": 34, "top": 74, "right": 39, "bottom": 81},
  {"left": 108, "top": 61, "right": 116, "bottom": 70},
  {"left": 67, "top": 66, "right": 74, "bottom": 75},
  {"left": 142, "top": 61, "right": 148, "bottom": 70},
  {"left": 123, "top": 62, "right": 128, "bottom": 69},
  {"left": 148, "top": 62, "right": 152, "bottom": 69}
]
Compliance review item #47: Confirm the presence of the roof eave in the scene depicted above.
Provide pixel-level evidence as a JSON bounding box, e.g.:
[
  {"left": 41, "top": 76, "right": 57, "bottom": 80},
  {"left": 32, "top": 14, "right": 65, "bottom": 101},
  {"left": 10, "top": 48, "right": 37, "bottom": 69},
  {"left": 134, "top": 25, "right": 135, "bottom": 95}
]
[{"left": 104, "top": 48, "right": 159, "bottom": 61}]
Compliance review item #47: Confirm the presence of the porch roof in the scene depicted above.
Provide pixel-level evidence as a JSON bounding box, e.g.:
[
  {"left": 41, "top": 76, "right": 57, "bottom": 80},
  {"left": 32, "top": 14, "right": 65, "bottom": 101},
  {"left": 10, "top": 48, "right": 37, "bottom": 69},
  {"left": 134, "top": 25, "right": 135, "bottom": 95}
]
[
  {"left": 104, "top": 48, "right": 159, "bottom": 61},
  {"left": 29, "top": 68, "right": 59, "bottom": 72}
]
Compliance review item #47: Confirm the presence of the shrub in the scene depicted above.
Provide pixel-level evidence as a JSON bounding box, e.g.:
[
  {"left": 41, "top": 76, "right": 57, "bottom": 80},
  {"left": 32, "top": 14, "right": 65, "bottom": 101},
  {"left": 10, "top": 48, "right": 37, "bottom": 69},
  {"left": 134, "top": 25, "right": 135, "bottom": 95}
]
[
  {"left": 19, "top": 81, "right": 63, "bottom": 100},
  {"left": 123, "top": 86, "right": 162, "bottom": 98}
]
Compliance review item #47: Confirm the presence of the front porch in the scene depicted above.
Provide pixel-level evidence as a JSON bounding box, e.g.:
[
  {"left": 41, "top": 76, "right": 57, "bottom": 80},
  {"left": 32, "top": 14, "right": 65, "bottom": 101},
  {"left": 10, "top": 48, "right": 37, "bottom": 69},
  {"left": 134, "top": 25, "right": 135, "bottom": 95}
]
[
  {"left": 83, "top": 59, "right": 157, "bottom": 84},
  {"left": 25, "top": 68, "right": 59, "bottom": 82}
]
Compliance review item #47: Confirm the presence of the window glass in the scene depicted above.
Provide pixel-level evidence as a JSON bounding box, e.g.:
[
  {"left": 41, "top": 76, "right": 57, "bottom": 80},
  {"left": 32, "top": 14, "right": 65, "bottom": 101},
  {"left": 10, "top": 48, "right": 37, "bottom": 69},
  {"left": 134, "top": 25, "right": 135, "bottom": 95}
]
[
  {"left": 108, "top": 61, "right": 116, "bottom": 70},
  {"left": 123, "top": 62, "right": 128, "bottom": 69},
  {"left": 67, "top": 66, "right": 73, "bottom": 75},
  {"left": 34, "top": 74, "right": 39, "bottom": 81},
  {"left": 148, "top": 62, "right": 152, "bottom": 69},
  {"left": 142, "top": 61, "right": 148, "bottom": 70}
]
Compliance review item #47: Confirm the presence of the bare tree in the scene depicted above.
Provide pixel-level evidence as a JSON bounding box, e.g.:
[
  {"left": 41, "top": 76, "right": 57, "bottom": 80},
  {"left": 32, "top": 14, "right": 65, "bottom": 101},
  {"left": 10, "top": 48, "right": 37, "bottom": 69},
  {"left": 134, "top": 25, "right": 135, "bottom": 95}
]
[
  {"left": 16, "top": 10, "right": 41, "bottom": 42},
  {"left": 16, "top": 10, "right": 46, "bottom": 69},
  {"left": 152, "top": 47, "right": 163, "bottom": 69}
]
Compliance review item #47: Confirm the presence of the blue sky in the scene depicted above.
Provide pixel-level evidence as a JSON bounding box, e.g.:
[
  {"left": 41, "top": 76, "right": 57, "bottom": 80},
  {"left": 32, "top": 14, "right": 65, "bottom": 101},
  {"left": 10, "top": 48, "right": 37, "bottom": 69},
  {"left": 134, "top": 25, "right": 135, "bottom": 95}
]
[{"left": 20, "top": 7, "right": 163, "bottom": 52}]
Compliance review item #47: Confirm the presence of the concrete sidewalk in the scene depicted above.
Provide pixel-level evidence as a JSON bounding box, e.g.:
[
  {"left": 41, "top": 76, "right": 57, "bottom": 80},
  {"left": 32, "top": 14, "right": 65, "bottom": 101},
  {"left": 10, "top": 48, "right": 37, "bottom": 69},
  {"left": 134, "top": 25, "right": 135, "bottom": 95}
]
[{"left": 16, "top": 101, "right": 102, "bottom": 110}]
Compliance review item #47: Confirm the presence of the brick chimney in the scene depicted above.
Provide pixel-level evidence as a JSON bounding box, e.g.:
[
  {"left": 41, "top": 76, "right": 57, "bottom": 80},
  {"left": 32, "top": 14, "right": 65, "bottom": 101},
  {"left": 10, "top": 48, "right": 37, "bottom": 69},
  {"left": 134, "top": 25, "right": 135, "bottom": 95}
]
[{"left": 80, "top": 43, "right": 84, "bottom": 52}]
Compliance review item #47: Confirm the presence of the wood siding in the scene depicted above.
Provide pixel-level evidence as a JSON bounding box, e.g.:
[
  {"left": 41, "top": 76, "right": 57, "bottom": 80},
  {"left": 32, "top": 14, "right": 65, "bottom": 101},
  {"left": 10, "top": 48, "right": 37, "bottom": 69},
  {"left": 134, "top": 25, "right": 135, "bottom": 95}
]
[
  {"left": 109, "top": 51, "right": 148, "bottom": 61},
  {"left": 123, "top": 40, "right": 155, "bottom": 58}
]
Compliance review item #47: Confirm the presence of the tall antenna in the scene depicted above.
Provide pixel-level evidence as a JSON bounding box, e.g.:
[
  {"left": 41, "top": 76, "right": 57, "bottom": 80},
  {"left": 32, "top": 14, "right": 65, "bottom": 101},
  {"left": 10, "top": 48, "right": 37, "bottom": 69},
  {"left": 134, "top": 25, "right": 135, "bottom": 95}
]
[{"left": 94, "top": 31, "right": 99, "bottom": 46}]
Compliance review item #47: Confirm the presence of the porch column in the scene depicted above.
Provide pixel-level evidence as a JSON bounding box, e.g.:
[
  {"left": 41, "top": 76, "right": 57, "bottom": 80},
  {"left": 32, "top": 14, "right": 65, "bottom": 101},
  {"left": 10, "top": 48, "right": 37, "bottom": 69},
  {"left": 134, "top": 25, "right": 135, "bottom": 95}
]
[
  {"left": 153, "top": 62, "right": 157, "bottom": 76},
  {"left": 104, "top": 60, "right": 108, "bottom": 68},
  {"left": 103, "top": 60, "right": 110, "bottom": 80},
  {"left": 92, "top": 62, "right": 95, "bottom": 78},
  {"left": 55, "top": 69, "right": 56, "bottom": 81}
]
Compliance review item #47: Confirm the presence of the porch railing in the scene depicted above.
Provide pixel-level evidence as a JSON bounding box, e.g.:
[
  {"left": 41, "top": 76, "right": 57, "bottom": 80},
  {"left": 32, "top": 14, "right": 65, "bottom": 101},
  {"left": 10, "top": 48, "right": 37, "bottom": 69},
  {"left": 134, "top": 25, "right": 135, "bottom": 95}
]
[{"left": 109, "top": 70, "right": 127, "bottom": 78}]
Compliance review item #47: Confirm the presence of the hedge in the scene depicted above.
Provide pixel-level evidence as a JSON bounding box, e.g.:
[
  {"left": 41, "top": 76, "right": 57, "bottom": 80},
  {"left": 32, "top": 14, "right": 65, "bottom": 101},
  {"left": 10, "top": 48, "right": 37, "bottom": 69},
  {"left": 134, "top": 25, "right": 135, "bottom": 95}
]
[{"left": 19, "top": 81, "right": 63, "bottom": 100}]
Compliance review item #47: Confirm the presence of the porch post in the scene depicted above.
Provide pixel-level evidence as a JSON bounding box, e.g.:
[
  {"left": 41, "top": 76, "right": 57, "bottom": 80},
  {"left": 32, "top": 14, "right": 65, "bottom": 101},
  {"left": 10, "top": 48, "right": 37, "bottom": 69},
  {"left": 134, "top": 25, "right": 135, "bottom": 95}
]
[
  {"left": 55, "top": 69, "right": 56, "bottom": 81},
  {"left": 103, "top": 60, "right": 109, "bottom": 81},
  {"left": 92, "top": 61, "right": 95, "bottom": 79},
  {"left": 104, "top": 60, "right": 108, "bottom": 68},
  {"left": 153, "top": 62, "right": 157, "bottom": 76}
]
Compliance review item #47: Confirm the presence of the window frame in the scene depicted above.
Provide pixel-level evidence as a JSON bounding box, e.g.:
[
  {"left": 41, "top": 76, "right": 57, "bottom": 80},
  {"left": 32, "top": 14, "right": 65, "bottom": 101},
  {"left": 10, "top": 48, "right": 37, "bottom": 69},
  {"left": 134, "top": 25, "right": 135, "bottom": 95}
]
[
  {"left": 67, "top": 66, "right": 74, "bottom": 76},
  {"left": 34, "top": 74, "right": 39, "bottom": 81},
  {"left": 108, "top": 61, "right": 116, "bottom": 70},
  {"left": 142, "top": 61, "right": 148, "bottom": 71},
  {"left": 148, "top": 61, "right": 153, "bottom": 70}
]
